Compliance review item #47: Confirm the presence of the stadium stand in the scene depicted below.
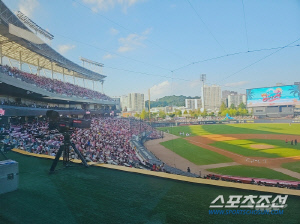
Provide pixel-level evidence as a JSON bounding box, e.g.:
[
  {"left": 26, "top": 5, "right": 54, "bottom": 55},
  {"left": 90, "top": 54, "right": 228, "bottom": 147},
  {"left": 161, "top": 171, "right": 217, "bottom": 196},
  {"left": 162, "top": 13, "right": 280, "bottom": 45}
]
[
  {"left": 1, "top": 117, "right": 164, "bottom": 168},
  {"left": 0, "top": 0, "right": 116, "bottom": 123},
  {"left": 0, "top": 65, "right": 112, "bottom": 101}
]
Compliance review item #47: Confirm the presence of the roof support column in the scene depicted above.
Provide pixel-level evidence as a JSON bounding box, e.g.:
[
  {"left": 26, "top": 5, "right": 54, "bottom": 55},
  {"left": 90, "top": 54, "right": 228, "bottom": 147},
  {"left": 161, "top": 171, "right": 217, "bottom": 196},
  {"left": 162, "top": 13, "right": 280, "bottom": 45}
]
[
  {"left": 19, "top": 51, "right": 22, "bottom": 71},
  {"left": 8, "top": 58, "right": 13, "bottom": 67},
  {"left": 51, "top": 61, "right": 54, "bottom": 79},
  {"left": 101, "top": 81, "right": 104, "bottom": 93},
  {"left": 0, "top": 44, "right": 2, "bottom": 65},
  {"left": 83, "top": 78, "right": 85, "bottom": 88},
  {"left": 37, "top": 58, "right": 40, "bottom": 76},
  {"left": 62, "top": 68, "right": 65, "bottom": 82},
  {"left": 73, "top": 71, "right": 75, "bottom": 84},
  {"left": 28, "top": 64, "right": 33, "bottom": 73},
  {"left": 93, "top": 80, "right": 95, "bottom": 90}
]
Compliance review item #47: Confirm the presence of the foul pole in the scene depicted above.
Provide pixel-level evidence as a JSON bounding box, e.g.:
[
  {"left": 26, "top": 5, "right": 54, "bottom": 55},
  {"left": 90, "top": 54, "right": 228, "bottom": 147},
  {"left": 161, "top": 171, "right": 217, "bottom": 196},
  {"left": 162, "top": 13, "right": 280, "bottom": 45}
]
[
  {"left": 200, "top": 74, "right": 206, "bottom": 111},
  {"left": 148, "top": 89, "right": 151, "bottom": 122}
]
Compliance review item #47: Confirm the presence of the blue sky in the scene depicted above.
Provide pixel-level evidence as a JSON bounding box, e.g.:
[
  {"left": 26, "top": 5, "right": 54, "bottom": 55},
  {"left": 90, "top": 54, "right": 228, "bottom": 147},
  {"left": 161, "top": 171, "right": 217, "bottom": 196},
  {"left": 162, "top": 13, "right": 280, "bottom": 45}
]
[{"left": 3, "top": 0, "right": 300, "bottom": 100}]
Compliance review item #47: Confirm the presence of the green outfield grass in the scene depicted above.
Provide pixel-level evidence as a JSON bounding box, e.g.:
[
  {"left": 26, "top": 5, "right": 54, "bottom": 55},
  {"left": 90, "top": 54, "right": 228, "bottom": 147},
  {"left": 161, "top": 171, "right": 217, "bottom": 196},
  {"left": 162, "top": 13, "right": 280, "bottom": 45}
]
[
  {"left": 211, "top": 139, "right": 300, "bottom": 158},
  {"left": 226, "top": 123, "right": 300, "bottom": 135},
  {"left": 207, "top": 165, "right": 299, "bottom": 181},
  {"left": 282, "top": 161, "right": 300, "bottom": 173},
  {"left": 158, "top": 125, "right": 210, "bottom": 137},
  {"left": 160, "top": 138, "right": 233, "bottom": 165},
  {"left": 158, "top": 123, "right": 300, "bottom": 136},
  {"left": 1, "top": 152, "right": 300, "bottom": 224}
]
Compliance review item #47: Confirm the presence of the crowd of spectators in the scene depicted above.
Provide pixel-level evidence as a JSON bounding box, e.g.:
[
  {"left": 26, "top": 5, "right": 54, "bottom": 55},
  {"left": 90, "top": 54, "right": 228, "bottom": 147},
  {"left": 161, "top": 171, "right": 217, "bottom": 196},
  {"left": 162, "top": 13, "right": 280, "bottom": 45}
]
[
  {"left": 0, "top": 99, "right": 81, "bottom": 110},
  {"left": 1, "top": 117, "right": 162, "bottom": 167},
  {"left": 0, "top": 65, "right": 113, "bottom": 101}
]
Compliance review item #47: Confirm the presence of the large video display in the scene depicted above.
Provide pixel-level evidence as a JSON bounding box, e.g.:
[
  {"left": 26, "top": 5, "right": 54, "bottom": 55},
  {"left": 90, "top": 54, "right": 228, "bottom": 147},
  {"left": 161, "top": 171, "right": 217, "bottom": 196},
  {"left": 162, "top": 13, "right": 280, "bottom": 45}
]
[{"left": 246, "top": 85, "right": 300, "bottom": 107}]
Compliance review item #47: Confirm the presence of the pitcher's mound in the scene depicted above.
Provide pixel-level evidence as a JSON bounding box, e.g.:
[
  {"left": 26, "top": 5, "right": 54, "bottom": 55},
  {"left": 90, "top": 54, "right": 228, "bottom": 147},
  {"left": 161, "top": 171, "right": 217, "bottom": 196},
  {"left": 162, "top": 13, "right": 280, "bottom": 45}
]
[{"left": 250, "top": 144, "right": 274, "bottom": 149}]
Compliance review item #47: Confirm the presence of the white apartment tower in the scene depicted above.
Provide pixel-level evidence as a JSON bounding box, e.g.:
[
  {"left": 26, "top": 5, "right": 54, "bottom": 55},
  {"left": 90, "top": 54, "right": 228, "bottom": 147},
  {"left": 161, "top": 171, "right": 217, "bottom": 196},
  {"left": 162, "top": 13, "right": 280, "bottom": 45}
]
[
  {"left": 185, "top": 98, "right": 202, "bottom": 110},
  {"left": 202, "top": 85, "right": 221, "bottom": 111},
  {"left": 228, "top": 94, "right": 246, "bottom": 107},
  {"left": 120, "top": 95, "right": 128, "bottom": 111},
  {"left": 127, "top": 93, "right": 145, "bottom": 112}
]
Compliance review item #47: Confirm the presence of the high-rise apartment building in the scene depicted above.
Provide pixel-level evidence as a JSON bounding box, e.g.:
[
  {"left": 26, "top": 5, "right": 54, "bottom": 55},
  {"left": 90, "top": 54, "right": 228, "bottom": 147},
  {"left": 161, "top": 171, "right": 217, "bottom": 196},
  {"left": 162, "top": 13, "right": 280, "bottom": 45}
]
[
  {"left": 120, "top": 95, "right": 128, "bottom": 111},
  {"left": 185, "top": 98, "right": 202, "bottom": 110},
  {"left": 222, "top": 90, "right": 237, "bottom": 107},
  {"left": 121, "top": 93, "right": 144, "bottom": 112},
  {"left": 228, "top": 94, "right": 246, "bottom": 107},
  {"left": 202, "top": 85, "right": 221, "bottom": 111}
]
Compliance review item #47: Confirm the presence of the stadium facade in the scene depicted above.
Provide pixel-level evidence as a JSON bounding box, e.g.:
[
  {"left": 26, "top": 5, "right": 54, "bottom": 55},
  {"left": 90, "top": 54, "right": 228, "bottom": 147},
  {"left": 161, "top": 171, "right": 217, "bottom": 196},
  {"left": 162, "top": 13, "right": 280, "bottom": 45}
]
[
  {"left": 0, "top": 0, "right": 116, "bottom": 124},
  {"left": 246, "top": 84, "right": 300, "bottom": 118}
]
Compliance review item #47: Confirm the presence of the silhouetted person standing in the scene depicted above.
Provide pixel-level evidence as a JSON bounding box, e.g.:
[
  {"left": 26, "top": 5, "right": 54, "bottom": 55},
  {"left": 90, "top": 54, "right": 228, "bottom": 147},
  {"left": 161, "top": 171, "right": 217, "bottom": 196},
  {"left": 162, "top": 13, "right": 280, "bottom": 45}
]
[
  {"left": 187, "top": 167, "right": 190, "bottom": 173},
  {"left": 291, "top": 140, "right": 294, "bottom": 145},
  {"left": 295, "top": 139, "right": 297, "bottom": 145}
]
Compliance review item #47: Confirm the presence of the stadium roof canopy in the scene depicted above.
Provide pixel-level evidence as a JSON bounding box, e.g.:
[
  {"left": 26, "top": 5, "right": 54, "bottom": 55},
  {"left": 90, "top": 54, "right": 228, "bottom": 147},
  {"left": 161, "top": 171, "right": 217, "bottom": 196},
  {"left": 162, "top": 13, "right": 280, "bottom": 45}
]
[{"left": 0, "top": 1, "right": 106, "bottom": 81}]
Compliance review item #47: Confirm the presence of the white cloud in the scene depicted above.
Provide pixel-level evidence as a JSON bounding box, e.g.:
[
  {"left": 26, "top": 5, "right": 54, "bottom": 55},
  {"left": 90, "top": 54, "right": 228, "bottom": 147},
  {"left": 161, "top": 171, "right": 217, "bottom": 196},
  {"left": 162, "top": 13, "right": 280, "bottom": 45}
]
[
  {"left": 82, "top": 0, "right": 142, "bottom": 12},
  {"left": 103, "top": 53, "right": 115, "bottom": 59},
  {"left": 57, "top": 44, "right": 76, "bottom": 55},
  {"left": 18, "top": 0, "right": 39, "bottom": 18},
  {"left": 224, "top": 81, "right": 250, "bottom": 87},
  {"left": 150, "top": 81, "right": 171, "bottom": 100},
  {"left": 118, "top": 46, "right": 133, "bottom": 53},
  {"left": 189, "top": 80, "right": 201, "bottom": 88},
  {"left": 117, "top": 29, "right": 151, "bottom": 53},
  {"left": 109, "top": 28, "right": 119, "bottom": 35},
  {"left": 142, "top": 28, "right": 152, "bottom": 35}
]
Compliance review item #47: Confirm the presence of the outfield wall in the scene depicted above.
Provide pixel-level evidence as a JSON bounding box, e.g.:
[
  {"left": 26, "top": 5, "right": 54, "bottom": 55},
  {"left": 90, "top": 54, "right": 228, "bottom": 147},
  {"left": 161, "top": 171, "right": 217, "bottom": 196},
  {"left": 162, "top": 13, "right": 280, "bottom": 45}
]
[{"left": 151, "top": 119, "right": 298, "bottom": 127}]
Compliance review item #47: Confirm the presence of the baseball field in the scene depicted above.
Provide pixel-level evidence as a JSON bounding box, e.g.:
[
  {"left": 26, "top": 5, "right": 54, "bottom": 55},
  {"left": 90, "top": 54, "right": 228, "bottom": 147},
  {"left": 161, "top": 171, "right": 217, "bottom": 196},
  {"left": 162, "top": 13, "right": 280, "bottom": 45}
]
[{"left": 156, "top": 123, "right": 300, "bottom": 180}]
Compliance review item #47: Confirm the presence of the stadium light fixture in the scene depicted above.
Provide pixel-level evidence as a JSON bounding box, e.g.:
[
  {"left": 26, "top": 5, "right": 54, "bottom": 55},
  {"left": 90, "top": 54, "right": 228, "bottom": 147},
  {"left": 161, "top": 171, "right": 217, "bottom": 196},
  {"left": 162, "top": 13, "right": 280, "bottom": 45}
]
[{"left": 16, "top": 11, "right": 54, "bottom": 41}]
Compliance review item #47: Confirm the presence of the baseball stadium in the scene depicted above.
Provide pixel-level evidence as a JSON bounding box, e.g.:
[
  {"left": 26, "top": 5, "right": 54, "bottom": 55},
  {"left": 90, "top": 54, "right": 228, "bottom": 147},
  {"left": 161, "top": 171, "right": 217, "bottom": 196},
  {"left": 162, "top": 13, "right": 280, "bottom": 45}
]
[{"left": 0, "top": 1, "right": 300, "bottom": 224}]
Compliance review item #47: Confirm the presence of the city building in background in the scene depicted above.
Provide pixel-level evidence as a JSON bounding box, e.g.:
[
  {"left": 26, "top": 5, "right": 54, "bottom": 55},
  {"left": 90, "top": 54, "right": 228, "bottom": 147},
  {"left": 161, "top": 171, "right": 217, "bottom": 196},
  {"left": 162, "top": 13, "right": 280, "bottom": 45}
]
[
  {"left": 228, "top": 93, "right": 246, "bottom": 108},
  {"left": 222, "top": 90, "right": 237, "bottom": 107},
  {"left": 120, "top": 95, "right": 128, "bottom": 111},
  {"left": 185, "top": 98, "right": 202, "bottom": 110},
  {"left": 120, "top": 93, "right": 145, "bottom": 112},
  {"left": 203, "top": 85, "right": 221, "bottom": 111},
  {"left": 128, "top": 93, "right": 145, "bottom": 112}
]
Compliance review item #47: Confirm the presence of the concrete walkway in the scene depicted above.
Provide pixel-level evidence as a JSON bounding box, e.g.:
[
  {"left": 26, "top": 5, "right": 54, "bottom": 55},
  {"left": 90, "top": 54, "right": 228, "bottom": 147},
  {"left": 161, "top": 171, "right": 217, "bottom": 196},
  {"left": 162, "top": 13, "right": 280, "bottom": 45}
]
[{"left": 271, "top": 168, "right": 300, "bottom": 180}]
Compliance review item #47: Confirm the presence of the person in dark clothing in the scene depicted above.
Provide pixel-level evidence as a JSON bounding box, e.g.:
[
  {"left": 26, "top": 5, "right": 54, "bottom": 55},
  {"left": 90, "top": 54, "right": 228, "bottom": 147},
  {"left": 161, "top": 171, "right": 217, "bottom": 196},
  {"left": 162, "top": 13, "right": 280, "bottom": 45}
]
[
  {"left": 291, "top": 140, "right": 294, "bottom": 145},
  {"left": 187, "top": 167, "right": 190, "bottom": 173},
  {"left": 295, "top": 139, "right": 297, "bottom": 145}
]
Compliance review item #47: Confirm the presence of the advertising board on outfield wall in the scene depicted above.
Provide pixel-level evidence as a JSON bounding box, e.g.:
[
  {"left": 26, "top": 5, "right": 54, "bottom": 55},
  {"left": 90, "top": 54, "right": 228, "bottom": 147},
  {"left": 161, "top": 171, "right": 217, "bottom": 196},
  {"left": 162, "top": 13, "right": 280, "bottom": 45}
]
[{"left": 246, "top": 85, "right": 300, "bottom": 107}]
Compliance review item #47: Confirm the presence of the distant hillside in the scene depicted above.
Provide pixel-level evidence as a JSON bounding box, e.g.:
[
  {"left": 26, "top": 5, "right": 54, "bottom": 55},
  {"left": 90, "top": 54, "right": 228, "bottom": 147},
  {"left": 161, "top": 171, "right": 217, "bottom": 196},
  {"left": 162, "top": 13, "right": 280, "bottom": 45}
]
[{"left": 145, "top": 95, "right": 200, "bottom": 108}]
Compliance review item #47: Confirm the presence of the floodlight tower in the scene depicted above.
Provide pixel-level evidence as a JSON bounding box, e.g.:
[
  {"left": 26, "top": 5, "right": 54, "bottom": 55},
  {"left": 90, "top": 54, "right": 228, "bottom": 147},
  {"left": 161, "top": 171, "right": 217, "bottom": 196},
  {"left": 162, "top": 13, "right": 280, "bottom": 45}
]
[{"left": 200, "top": 74, "right": 206, "bottom": 111}]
